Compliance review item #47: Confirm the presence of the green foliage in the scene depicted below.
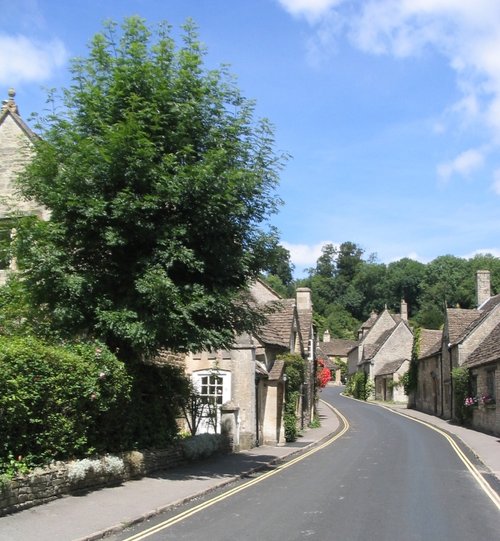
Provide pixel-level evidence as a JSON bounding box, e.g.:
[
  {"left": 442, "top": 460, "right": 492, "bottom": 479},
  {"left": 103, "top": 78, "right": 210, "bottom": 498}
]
[
  {"left": 124, "top": 361, "right": 190, "bottom": 448},
  {"left": 14, "top": 17, "right": 285, "bottom": 360},
  {"left": 279, "top": 353, "right": 307, "bottom": 442},
  {"left": 302, "top": 239, "right": 500, "bottom": 340},
  {"left": 451, "top": 367, "right": 471, "bottom": 424},
  {"left": 308, "top": 415, "right": 321, "bottom": 429},
  {"left": 0, "top": 336, "right": 131, "bottom": 472},
  {"left": 0, "top": 218, "right": 18, "bottom": 270},
  {"left": 262, "top": 242, "right": 294, "bottom": 286},
  {"left": 402, "top": 327, "right": 420, "bottom": 398},
  {"left": 345, "top": 372, "right": 373, "bottom": 401}
]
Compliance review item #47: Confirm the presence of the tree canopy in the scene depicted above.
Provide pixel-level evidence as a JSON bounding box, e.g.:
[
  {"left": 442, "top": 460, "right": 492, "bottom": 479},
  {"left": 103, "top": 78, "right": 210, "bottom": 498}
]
[
  {"left": 297, "top": 242, "right": 500, "bottom": 339},
  {"left": 14, "top": 17, "right": 285, "bottom": 360}
]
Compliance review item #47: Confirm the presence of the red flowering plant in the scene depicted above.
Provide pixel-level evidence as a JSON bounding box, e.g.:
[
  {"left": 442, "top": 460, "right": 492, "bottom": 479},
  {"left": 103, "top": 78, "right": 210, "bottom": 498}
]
[{"left": 316, "top": 359, "right": 331, "bottom": 389}]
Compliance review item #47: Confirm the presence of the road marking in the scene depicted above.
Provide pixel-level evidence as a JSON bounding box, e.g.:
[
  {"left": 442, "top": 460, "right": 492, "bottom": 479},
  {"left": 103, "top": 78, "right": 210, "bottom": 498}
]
[
  {"left": 376, "top": 403, "right": 500, "bottom": 512},
  {"left": 120, "top": 402, "right": 349, "bottom": 541}
]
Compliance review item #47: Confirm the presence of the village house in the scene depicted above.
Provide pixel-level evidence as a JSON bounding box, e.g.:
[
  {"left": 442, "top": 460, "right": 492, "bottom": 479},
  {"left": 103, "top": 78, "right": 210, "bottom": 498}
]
[
  {"left": 183, "top": 280, "right": 315, "bottom": 450},
  {"left": 316, "top": 329, "right": 355, "bottom": 385},
  {"left": 0, "top": 89, "right": 49, "bottom": 283},
  {"left": 415, "top": 270, "right": 500, "bottom": 435},
  {"left": 348, "top": 300, "right": 413, "bottom": 403}
]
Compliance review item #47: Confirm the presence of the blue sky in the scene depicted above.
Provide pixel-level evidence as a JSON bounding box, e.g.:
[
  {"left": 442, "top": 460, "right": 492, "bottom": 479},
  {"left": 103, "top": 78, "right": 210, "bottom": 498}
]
[{"left": 3, "top": 0, "right": 500, "bottom": 277}]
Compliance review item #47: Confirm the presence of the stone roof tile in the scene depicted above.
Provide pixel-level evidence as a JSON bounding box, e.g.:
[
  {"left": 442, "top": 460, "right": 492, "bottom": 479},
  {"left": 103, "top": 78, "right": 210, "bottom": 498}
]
[
  {"left": 465, "top": 322, "right": 500, "bottom": 368},
  {"left": 256, "top": 299, "right": 295, "bottom": 348},
  {"left": 375, "top": 358, "right": 408, "bottom": 377},
  {"left": 480, "top": 293, "right": 500, "bottom": 312},
  {"left": 446, "top": 308, "right": 482, "bottom": 345},
  {"left": 317, "top": 338, "right": 357, "bottom": 357},
  {"left": 268, "top": 359, "right": 285, "bottom": 381},
  {"left": 419, "top": 329, "right": 442, "bottom": 359}
]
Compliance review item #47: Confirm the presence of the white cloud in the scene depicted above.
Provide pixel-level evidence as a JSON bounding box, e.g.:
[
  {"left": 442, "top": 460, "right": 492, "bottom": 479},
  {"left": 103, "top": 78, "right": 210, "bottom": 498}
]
[
  {"left": 463, "top": 248, "right": 500, "bottom": 259},
  {"left": 0, "top": 34, "right": 68, "bottom": 84},
  {"left": 277, "top": 0, "right": 344, "bottom": 23},
  {"left": 437, "top": 148, "right": 485, "bottom": 182},
  {"left": 278, "top": 0, "right": 500, "bottom": 143},
  {"left": 282, "top": 240, "right": 335, "bottom": 267}
]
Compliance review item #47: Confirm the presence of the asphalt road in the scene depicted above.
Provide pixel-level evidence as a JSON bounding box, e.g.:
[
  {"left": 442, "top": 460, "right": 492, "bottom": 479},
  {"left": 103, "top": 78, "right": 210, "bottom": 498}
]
[{"left": 113, "top": 387, "right": 500, "bottom": 541}]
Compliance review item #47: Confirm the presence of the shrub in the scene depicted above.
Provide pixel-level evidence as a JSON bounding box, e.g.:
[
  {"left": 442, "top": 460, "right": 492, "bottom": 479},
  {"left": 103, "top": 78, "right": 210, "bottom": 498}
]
[
  {"left": 67, "top": 455, "right": 125, "bottom": 484},
  {"left": 345, "top": 371, "right": 373, "bottom": 401},
  {"left": 181, "top": 434, "right": 224, "bottom": 461},
  {"left": 0, "top": 336, "right": 131, "bottom": 473},
  {"left": 451, "top": 367, "right": 471, "bottom": 424},
  {"left": 279, "top": 353, "right": 307, "bottom": 442}
]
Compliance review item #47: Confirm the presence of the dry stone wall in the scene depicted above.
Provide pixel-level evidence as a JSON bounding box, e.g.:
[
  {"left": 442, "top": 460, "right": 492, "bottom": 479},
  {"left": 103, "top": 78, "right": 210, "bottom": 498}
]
[{"left": 0, "top": 444, "right": 201, "bottom": 516}]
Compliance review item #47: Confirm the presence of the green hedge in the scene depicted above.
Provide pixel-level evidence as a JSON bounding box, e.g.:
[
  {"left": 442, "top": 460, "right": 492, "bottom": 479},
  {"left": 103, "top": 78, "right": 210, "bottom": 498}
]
[
  {"left": 0, "top": 336, "right": 131, "bottom": 473},
  {"left": 345, "top": 371, "right": 373, "bottom": 400}
]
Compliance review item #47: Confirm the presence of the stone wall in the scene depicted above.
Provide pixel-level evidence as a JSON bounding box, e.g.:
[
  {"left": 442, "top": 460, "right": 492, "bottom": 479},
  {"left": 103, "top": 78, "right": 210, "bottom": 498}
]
[
  {"left": 0, "top": 113, "right": 45, "bottom": 219},
  {"left": 0, "top": 437, "right": 228, "bottom": 517},
  {"left": 470, "top": 361, "right": 500, "bottom": 436},
  {"left": 416, "top": 354, "right": 441, "bottom": 416}
]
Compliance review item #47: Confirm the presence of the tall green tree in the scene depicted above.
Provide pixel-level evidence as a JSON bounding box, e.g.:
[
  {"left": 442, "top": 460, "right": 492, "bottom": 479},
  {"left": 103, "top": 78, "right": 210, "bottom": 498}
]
[
  {"left": 14, "top": 18, "right": 285, "bottom": 360},
  {"left": 262, "top": 241, "right": 294, "bottom": 286}
]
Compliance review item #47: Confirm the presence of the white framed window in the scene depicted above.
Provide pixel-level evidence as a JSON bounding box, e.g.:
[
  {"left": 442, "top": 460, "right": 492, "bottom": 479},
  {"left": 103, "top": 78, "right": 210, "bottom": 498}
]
[{"left": 192, "top": 370, "right": 231, "bottom": 433}]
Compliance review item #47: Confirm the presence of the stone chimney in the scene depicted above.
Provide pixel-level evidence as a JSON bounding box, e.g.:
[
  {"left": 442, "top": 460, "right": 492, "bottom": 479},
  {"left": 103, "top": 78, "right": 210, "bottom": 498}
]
[
  {"left": 476, "top": 270, "right": 491, "bottom": 308},
  {"left": 296, "top": 287, "right": 312, "bottom": 311},
  {"left": 323, "top": 329, "right": 331, "bottom": 343},
  {"left": 400, "top": 299, "right": 408, "bottom": 321}
]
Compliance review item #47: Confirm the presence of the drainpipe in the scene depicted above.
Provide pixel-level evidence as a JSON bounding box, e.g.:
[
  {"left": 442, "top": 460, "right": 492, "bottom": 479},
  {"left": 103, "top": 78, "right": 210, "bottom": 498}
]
[
  {"left": 439, "top": 351, "right": 443, "bottom": 417},
  {"left": 448, "top": 343, "right": 453, "bottom": 419},
  {"left": 254, "top": 374, "right": 260, "bottom": 447}
]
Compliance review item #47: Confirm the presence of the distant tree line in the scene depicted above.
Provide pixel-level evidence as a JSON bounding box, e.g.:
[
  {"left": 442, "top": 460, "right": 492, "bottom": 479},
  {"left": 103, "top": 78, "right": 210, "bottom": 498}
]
[{"left": 262, "top": 241, "right": 500, "bottom": 339}]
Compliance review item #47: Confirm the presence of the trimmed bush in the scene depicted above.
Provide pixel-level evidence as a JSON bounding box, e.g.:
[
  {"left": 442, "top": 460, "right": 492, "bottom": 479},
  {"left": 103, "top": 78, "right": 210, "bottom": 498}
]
[
  {"left": 0, "top": 336, "right": 131, "bottom": 473},
  {"left": 181, "top": 434, "right": 224, "bottom": 461}
]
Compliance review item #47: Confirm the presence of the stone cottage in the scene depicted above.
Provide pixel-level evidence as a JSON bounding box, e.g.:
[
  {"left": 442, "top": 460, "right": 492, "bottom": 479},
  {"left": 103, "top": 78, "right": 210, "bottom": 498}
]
[
  {"left": 440, "top": 272, "right": 500, "bottom": 419},
  {"left": 348, "top": 300, "right": 413, "bottom": 403},
  {"left": 0, "top": 89, "right": 48, "bottom": 283},
  {"left": 414, "top": 270, "right": 499, "bottom": 435},
  {"left": 183, "top": 280, "right": 315, "bottom": 450},
  {"left": 316, "top": 330, "right": 356, "bottom": 385}
]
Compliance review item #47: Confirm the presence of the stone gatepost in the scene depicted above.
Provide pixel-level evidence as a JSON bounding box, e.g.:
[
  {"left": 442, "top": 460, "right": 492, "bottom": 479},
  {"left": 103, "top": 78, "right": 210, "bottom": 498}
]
[{"left": 221, "top": 401, "right": 240, "bottom": 452}]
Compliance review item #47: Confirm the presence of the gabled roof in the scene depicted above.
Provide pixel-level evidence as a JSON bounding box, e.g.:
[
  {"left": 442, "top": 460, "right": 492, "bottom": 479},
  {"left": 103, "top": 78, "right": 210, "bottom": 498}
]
[
  {"left": 419, "top": 329, "right": 442, "bottom": 359},
  {"left": 361, "top": 328, "right": 393, "bottom": 362},
  {"left": 375, "top": 358, "right": 408, "bottom": 377},
  {"left": 465, "top": 322, "right": 500, "bottom": 368},
  {"left": 317, "top": 338, "right": 357, "bottom": 357},
  {"left": 446, "top": 308, "right": 482, "bottom": 345},
  {"left": 0, "top": 89, "right": 37, "bottom": 141},
  {"left": 480, "top": 293, "right": 500, "bottom": 312},
  {"left": 255, "top": 299, "right": 296, "bottom": 348},
  {"left": 268, "top": 359, "right": 285, "bottom": 381},
  {"left": 359, "top": 311, "right": 378, "bottom": 331},
  {"left": 297, "top": 306, "right": 312, "bottom": 348}
]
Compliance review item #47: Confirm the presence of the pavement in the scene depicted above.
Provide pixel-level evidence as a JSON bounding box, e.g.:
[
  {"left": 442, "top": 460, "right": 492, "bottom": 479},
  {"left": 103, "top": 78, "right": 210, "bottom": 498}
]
[{"left": 0, "top": 392, "right": 499, "bottom": 541}]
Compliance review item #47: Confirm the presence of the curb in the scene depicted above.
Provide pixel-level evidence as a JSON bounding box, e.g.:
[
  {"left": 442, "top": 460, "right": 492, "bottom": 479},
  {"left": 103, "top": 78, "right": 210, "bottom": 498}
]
[{"left": 75, "top": 402, "right": 342, "bottom": 541}]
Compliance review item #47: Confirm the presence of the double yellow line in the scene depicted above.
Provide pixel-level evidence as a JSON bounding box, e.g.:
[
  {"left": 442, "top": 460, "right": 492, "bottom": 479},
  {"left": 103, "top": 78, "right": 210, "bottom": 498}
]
[
  {"left": 121, "top": 402, "right": 349, "bottom": 541},
  {"left": 380, "top": 404, "right": 500, "bottom": 511}
]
